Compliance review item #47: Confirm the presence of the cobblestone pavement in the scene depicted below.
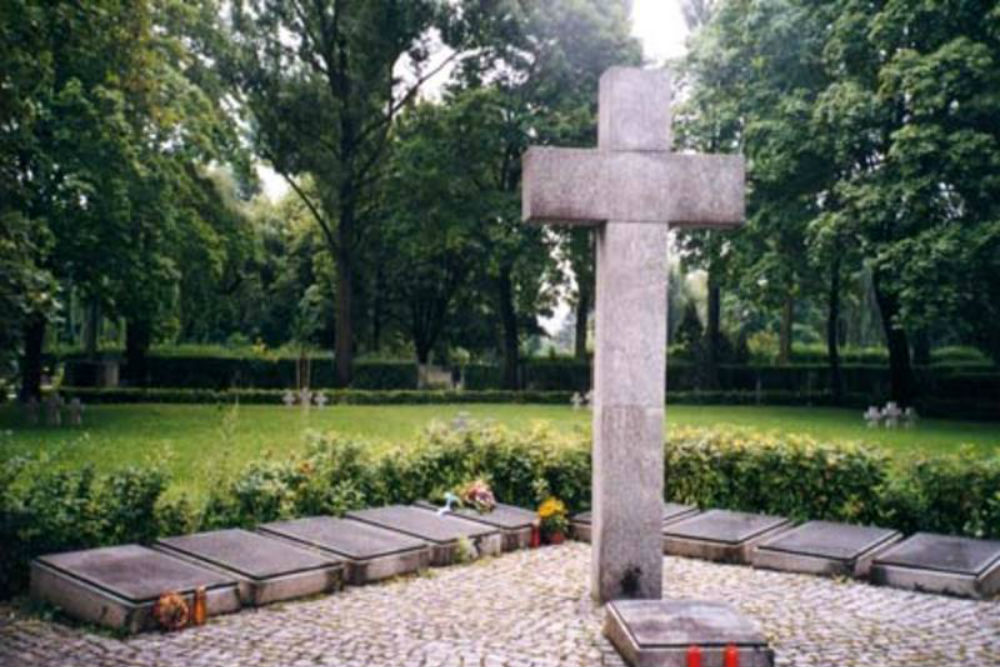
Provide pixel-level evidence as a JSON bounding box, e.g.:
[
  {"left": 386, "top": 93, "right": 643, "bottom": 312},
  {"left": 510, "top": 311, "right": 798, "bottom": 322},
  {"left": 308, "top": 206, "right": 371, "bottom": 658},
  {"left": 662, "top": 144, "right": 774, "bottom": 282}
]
[{"left": 2, "top": 542, "right": 999, "bottom": 667}]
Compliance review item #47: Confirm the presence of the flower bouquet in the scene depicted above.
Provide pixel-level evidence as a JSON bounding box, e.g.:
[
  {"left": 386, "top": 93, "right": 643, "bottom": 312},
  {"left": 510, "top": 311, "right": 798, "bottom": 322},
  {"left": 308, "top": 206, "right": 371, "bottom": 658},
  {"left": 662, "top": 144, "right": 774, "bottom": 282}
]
[
  {"left": 458, "top": 478, "right": 496, "bottom": 514},
  {"left": 537, "top": 497, "right": 569, "bottom": 544}
]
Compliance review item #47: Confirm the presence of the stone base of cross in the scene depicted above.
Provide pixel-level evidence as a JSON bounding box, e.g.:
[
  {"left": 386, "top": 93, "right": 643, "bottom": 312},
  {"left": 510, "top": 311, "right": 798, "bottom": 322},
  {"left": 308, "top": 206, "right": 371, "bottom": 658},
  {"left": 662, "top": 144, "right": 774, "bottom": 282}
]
[{"left": 523, "top": 67, "right": 745, "bottom": 602}]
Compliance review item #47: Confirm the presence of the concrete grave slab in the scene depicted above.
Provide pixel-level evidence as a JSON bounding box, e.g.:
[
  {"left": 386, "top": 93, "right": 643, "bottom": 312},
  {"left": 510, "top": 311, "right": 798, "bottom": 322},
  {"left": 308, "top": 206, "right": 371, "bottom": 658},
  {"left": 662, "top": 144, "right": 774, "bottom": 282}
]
[
  {"left": 154, "top": 529, "right": 343, "bottom": 605},
  {"left": 753, "top": 520, "right": 901, "bottom": 578},
  {"left": 414, "top": 500, "right": 536, "bottom": 551},
  {"left": 870, "top": 532, "right": 1000, "bottom": 598},
  {"left": 662, "top": 509, "right": 792, "bottom": 564},
  {"left": 605, "top": 599, "right": 774, "bottom": 667},
  {"left": 571, "top": 503, "right": 699, "bottom": 543},
  {"left": 347, "top": 505, "right": 502, "bottom": 566},
  {"left": 258, "top": 516, "right": 430, "bottom": 585},
  {"left": 30, "top": 544, "right": 240, "bottom": 633}
]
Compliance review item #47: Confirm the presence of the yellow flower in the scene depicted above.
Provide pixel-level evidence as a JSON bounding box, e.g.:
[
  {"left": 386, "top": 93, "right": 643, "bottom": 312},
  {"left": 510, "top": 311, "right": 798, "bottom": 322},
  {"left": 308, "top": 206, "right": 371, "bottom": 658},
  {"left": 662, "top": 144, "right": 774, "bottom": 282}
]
[{"left": 537, "top": 497, "right": 566, "bottom": 520}]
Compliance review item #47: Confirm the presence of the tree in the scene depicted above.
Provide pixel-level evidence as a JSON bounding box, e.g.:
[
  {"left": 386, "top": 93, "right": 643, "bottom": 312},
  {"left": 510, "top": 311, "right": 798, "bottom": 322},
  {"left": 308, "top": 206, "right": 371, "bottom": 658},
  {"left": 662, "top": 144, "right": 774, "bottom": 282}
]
[
  {"left": 816, "top": 0, "right": 1000, "bottom": 398},
  {"left": 221, "top": 0, "right": 470, "bottom": 386},
  {"left": 444, "top": 0, "right": 641, "bottom": 387},
  {"left": 381, "top": 99, "right": 488, "bottom": 366}
]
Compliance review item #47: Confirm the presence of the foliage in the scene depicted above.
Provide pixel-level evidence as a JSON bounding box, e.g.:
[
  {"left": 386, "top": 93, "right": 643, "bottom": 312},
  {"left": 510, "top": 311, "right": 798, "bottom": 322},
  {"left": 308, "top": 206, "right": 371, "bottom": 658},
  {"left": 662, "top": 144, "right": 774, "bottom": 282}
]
[
  {"left": 681, "top": 0, "right": 1000, "bottom": 401},
  {"left": 3, "top": 420, "right": 999, "bottom": 598}
]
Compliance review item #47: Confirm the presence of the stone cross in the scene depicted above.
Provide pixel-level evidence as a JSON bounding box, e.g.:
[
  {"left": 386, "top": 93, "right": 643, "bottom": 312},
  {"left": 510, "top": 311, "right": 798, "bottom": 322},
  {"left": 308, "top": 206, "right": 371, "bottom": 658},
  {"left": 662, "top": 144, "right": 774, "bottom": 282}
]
[
  {"left": 24, "top": 397, "right": 39, "bottom": 426},
  {"left": 44, "top": 393, "right": 63, "bottom": 427},
  {"left": 282, "top": 390, "right": 296, "bottom": 407},
  {"left": 68, "top": 398, "right": 84, "bottom": 426},
  {"left": 522, "top": 67, "right": 744, "bottom": 602}
]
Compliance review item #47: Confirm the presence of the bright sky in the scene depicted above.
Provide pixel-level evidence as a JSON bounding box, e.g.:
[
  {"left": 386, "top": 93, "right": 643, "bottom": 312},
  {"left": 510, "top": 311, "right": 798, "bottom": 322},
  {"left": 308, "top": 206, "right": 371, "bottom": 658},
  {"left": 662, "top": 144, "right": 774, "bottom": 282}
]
[{"left": 633, "top": 0, "right": 689, "bottom": 64}]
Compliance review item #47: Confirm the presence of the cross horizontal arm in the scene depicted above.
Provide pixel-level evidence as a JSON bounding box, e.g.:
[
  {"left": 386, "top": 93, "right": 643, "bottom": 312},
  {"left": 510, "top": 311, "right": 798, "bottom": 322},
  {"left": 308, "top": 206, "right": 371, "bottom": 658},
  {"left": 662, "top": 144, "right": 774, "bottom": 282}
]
[{"left": 522, "top": 147, "right": 745, "bottom": 228}]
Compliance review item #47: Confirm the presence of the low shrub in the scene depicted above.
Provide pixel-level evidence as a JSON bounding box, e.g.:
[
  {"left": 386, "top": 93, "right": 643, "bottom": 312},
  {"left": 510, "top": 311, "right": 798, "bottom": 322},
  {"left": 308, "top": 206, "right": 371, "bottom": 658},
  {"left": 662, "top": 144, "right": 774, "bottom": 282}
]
[{"left": 3, "top": 422, "right": 999, "bottom": 598}]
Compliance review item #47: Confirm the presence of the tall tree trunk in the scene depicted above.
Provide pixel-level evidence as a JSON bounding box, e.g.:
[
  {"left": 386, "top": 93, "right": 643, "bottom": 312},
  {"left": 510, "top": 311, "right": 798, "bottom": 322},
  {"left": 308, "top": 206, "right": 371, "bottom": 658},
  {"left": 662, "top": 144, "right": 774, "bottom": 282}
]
[
  {"left": 125, "top": 318, "right": 152, "bottom": 387},
  {"left": 913, "top": 330, "right": 931, "bottom": 366},
  {"left": 371, "top": 266, "right": 383, "bottom": 353},
  {"left": 83, "top": 299, "right": 100, "bottom": 359},
  {"left": 574, "top": 280, "right": 590, "bottom": 360},
  {"left": 19, "top": 316, "right": 45, "bottom": 402},
  {"left": 334, "top": 198, "right": 355, "bottom": 388},
  {"left": 778, "top": 295, "right": 794, "bottom": 365},
  {"left": 705, "top": 275, "right": 721, "bottom": 388},
  {"left": 871, "top": 273, "right": 917, "bottom": 404},
  {"left": 827, "top": 254, "right": 843, "bottom": 404},
  {"left": 497, "top": 269, "right": 520, "bottom": 390}
]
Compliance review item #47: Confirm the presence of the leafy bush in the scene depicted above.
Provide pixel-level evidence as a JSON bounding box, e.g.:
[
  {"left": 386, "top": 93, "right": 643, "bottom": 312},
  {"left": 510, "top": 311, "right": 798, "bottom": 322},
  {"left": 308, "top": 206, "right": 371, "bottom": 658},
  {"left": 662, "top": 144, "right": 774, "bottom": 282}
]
[{"left": 4, "top": 421, "right": 999, "bottom": 598}]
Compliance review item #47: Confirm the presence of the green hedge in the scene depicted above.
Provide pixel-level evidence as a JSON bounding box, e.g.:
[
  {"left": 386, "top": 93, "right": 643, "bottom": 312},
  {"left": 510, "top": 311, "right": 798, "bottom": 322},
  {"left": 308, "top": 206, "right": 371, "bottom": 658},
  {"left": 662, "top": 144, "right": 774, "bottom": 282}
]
[
  {"left": 61, "top": 352, "right": 997, "bottom": 405},
  {"left": 62, "top": 356, "right": 420, "bottom": 390},
  {"left": 3, "top": 422, "right": 999, "bottom": 598},
  {"left": 54, "top": 386, "right": 997, "bottom": 420}
]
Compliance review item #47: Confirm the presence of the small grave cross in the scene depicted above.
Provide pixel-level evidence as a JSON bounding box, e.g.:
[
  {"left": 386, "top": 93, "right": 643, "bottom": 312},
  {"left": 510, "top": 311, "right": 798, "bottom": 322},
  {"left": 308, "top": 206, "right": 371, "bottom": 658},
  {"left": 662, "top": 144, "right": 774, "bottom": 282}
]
[
  {"left": 863, "top": 406, "right": 882, "bottom": 428},
  {"left": 25, "top": 397, "right": 39, "bottom": 425},
  {"left": 522, "top": 67, "right": 744, "bottom": 602},
  {"left": 882, "top": 401, "right": 902, "bottom": 428},
  {"left": 44, "top": 393, "right": 63, "bottom": 427},
  {"left": 313, "top": 392, "right": 329, "bottom": 409},
  {"left": 68, "top": 398, "right": 84, "bottom": 426},
  {"left": 282, "top": 390, "right": 296, "bottom": 408},
  {"left": 298, "top": 387, "right": 313, "bottom": 410},
  {"left": 571, "top": 392, "right": 584, "bottom": 411}
]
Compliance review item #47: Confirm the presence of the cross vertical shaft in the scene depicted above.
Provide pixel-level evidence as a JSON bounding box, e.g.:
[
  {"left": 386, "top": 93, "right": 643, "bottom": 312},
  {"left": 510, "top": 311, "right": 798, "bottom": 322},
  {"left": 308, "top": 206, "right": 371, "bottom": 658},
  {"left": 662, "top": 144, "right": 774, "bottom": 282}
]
[{"left": 591, "top": 69, "right": 671, "bottom": 601}]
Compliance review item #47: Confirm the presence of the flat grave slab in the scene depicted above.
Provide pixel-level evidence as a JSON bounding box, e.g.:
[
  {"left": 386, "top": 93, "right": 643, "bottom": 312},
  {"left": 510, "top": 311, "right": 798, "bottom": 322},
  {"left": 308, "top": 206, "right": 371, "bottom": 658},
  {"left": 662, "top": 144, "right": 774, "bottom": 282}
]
[
  {"left": 870, "top": 532, "right": 1000, "bottom": 598},
  {"left": 258, "top": 516, "right": 430, "bottom": 585},
  {"left": 31, "top": 544, "right": 240, "bottom": 633},
  {"left": 662, "top": 509, "right": 791, "bottom": 564},
  {"left": 155, "top": 529, "right": 344, "bottom": 605},
  {"left": 572, "top": 503, "right": 699, "bottom": 543},
  {"left": 753, "top": 520, "right": 901, "bottom": 578},
  {"left": 414, "top": 500, "right": 536, "bottom": 551},
  {"left": 605, "top": 599, "right": 774, "bottom": 667},
  {"left": 347, "top": 505, "right": 503, "bottom": 566}
]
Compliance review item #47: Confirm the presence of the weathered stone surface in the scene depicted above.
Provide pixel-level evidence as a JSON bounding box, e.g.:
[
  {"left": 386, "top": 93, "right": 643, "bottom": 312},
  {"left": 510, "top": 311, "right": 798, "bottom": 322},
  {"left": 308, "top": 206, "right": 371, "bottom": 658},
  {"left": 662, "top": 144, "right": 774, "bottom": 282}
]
[
  {"left": 30, "top": 544, "right": 240, "bottom": 632},
  {"left": 571, "top": 504, "right": 699, "bottom": 543},
  {"left": 605, "top": 599, "right": 774, "bottom": 667},
  {"left": 258, "top": 516, "right": 430, "bottom": 585},
  {"left": 9, "top": 543, "right": 1000, "bottom": 667},
  {"left": 870, "top": 532, "right": 1000, "bottom": 598},
  {"left": 753, "top": 521, "right": 901, "bottom": 578},
  {"left": 599, "top": 67, "right": 673, "bottom": 151},
  {"left": 155, "top": 529, "right": 344, "bottom": 605},
  {"left": 590, "top": 222, "right": 669, "bottom": 603},
  {"left": 347, "top": 505, "right": 503, "bottom": 566},
  {"left": 662, "top": 510, "right": 792, "bottom": 564},
  {"left": 414, "top": 501, "right": 536, "bottom": 551},
  {"left": 522, "top": 149, "right": 745, "bottom": 227},
  {"left": 522, "top": 67, "right": 745, "bottom": 608}
]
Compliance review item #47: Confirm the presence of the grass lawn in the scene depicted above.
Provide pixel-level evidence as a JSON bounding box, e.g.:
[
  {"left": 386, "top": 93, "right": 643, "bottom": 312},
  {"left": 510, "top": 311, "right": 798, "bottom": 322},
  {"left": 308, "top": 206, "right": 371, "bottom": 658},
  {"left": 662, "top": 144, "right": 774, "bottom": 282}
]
[{"left": 1, "top": 403, "right": 997, "bottom": 495}]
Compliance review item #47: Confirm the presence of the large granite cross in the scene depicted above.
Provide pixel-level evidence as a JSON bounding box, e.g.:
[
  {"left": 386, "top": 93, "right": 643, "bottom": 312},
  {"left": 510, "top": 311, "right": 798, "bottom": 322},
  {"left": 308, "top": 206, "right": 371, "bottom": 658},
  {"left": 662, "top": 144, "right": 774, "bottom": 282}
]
[{"left": 522, "top": 67, "right": 745, "bottom": 602}]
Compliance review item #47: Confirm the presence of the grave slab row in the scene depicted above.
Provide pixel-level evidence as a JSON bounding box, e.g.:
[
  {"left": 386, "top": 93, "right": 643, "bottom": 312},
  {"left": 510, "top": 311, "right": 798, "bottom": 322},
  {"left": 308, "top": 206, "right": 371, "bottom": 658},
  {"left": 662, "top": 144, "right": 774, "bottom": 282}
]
[
  {"left": 258, "top": 516, "right": 430, "bottom": 585},
  {"left": 414, "top": 500, "right": 536, "bottom": 551},
  {"left": 571, "top": 503, "right": 699, "bottom": 543},
  {"left": 662, "top": 509, "right": 792, "bottom": 564},
  {"left": 604, "top": 599, "right": 774, "bottom": 667},
  {"left": 30, "top": 545, "right": 241, "bottom": 633},
  {"left": 870, "top": 532, "right": 1000, "bottom": 599},
  {"left": 752, "top": 521, "right": 902, "bottom": 578},
  {"left": 346, "top": 505, "right": 503, "bottom": 566},
  {"left": 154, "top": 529, "right": 344, "bottom": 605}
]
